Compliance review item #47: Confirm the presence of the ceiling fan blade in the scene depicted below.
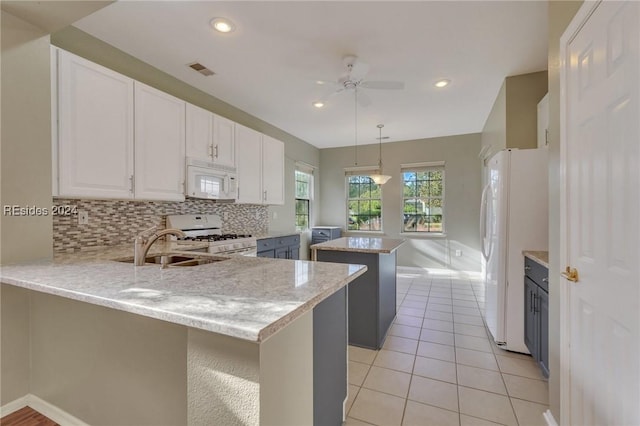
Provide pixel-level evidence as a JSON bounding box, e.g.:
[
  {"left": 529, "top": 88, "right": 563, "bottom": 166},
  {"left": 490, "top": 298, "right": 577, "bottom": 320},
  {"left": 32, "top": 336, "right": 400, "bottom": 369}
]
[
  {"left": 357, "top": 91, "right": 372, "bottom": 107},
  {"left": 349, "top": 60, "right": 370, "bottom": 82},
  {"left": 360, "top": 80, "right": 405, "bottom": 90}
]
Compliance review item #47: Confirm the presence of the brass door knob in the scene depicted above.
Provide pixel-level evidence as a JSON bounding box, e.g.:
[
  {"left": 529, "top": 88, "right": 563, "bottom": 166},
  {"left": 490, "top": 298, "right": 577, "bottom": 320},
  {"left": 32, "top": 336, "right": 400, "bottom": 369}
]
[{"left": 561, "top": 266, "right": 579, "bottom": 282}]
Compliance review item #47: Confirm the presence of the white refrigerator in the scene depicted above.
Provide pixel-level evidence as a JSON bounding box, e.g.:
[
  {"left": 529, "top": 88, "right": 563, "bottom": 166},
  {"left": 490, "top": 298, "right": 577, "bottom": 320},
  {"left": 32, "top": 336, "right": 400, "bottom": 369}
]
[{"left": 480, "top": 149, "right": 548, "bottom": 353}]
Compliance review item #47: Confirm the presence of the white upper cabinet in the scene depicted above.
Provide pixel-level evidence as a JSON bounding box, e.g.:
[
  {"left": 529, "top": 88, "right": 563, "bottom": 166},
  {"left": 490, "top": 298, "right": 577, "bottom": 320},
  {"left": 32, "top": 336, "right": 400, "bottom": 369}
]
[
  {"left": 262, "top": 135, "right": 285, "bottom": 205},
  {"left": 235, "top": 124, "right": 263, "bottom": 204},
  {"left": 185, "top": 103, "right": 212, "bottom": 160},
  {"left": 235, "top": 125, "right": 285, "bottom": 206},
  {"left": 537, "top": 93, "right": 549, "bottom": 149},
  {"left": 212, "top": 114, "right": 235, "bottom": 167},
  {"left": 57, "top": 49, "right": 134, "bottom": 199},
  {"left": 185, "top": 103, "right": 235, "bottom": 167},
  {"left": 134, "top": 82, "right": 185, "bottom": 201}
]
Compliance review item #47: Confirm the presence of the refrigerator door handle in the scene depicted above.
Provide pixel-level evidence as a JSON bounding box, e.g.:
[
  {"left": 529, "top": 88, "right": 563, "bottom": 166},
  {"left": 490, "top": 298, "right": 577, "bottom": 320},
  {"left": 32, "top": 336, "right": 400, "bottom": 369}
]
[{"left": 480, "top": 183, "right": 492, "bottom": 261}]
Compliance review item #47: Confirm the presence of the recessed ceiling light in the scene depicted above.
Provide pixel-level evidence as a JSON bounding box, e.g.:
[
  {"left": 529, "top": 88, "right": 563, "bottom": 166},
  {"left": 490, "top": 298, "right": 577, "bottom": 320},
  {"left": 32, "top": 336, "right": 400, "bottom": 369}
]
[
  {"left": 435, "top": 79, "right": 451, "bottom": 88},
  {"left": 312, "top": 101, "right": 325, "bottom": 108},
  {"left": 210, "top": 18, "right": 235, "bottom": 33}
]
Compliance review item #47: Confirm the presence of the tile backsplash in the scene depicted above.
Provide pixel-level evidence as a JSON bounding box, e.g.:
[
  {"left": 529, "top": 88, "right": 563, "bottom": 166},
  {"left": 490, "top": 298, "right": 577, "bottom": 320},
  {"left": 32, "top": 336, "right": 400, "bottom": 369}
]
[{"left": 53, "top": 198, "right": 269, "bottom": 252}]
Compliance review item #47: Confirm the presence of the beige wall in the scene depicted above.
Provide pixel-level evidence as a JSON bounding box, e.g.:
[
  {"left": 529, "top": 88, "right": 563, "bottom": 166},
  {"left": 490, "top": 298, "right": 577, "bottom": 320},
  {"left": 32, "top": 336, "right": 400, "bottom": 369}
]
[
  {"left": 30, "top": 293, "right": 188, "bottom": 425},
  {"left": 547, "top": 0, "right": 583, "bottom": 420},
  {"left": 319, "top": 133, "right": 482, "bottom": 271},
  {"left": 0, "top": 285, "right": 31, "bottom": 406},
  {"left": 505, "top": 71, "right": 549, "bottom": 149},
  {"left": 481, "top": 71, "right": 548, "bottom": 159},
  {"left": 50, "top": 27, "right": 321, "bottom": 257},
  {"left": 0, "top": 11, "right": 53, "bottom": 265},
  {"left": 481, "top": 81, "right": 507, "bottom": 156}
]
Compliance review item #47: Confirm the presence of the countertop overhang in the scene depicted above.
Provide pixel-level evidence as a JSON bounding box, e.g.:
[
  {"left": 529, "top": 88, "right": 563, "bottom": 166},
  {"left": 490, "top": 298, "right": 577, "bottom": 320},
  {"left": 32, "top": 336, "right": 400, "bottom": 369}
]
[
  {"left": 311, "top": 236, "right": 405, "bottom": 254},
  {"left": 0, "top": 243, "right": 366, "bottom": 343}
]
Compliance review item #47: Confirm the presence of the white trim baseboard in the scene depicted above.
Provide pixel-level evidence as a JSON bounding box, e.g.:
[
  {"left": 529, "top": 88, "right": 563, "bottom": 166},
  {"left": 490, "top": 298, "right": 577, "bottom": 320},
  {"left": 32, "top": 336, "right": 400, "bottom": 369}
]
[
  {"left": 0, "top": 394, "right": 88, "bottom": 425},
  {"left": 544, "top": 409, "right": 559, "bottom": 426},
  {"left": 0, "top": 395, "right": 29, "bottom": 417}
]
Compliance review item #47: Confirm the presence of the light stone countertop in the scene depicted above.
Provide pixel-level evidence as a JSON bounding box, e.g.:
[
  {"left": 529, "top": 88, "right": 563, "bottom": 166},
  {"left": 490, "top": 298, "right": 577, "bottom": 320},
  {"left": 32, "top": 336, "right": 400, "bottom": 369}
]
[
  {"left": 311, "top": 237, "right": 405, "bottom": 254},
  {"left": 523, "top": 250, "right": 549, "bottom": 268},
  {"left": 0, "top": 244, "right": 366, "bottom": 343}
]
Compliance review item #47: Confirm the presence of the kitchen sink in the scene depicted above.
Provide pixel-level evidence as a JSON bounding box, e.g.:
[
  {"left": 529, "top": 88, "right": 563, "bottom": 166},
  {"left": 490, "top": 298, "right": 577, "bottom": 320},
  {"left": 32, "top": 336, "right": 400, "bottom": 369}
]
[{"left": 118, "top": 253, "right": 229, "bottom": 268}]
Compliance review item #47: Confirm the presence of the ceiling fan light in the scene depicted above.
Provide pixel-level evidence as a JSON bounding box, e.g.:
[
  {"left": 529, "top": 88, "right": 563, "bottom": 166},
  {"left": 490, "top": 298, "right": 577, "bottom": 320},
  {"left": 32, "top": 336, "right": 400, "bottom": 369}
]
[
  {"left": 210, "top": 18, "right": 235, "bottom": 33},
  {"left": 435, "top": 79, "right": 451, "bottom": 88},
  {"left": 370, "top": 174, "right": 392, "bottom": 185},
  {"left": 312, "top": 101, "right": 325, "bottom": 108}
]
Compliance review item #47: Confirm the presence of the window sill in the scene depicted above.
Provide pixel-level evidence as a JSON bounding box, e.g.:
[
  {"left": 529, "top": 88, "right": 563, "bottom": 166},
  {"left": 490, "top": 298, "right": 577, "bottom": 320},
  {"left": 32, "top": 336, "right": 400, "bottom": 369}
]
[
  {"left": 399, "top": 232, "right": 447, "bottom": 239},
  {"left": 344, "top": 231, "right": 386, "bottom": 236}
]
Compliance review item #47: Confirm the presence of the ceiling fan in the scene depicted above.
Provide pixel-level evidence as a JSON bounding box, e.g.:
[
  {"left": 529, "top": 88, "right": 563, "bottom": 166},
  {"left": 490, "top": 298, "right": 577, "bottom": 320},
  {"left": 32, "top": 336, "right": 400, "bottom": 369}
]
[{"left": 319, "top": 55, "right": 405, "bottom": 107}]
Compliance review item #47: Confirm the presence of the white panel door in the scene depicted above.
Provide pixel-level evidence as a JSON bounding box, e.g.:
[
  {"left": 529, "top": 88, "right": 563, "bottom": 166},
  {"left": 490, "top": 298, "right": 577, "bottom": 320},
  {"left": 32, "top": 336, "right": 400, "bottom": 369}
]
[
  {"left": 262, "top": 135, "right": 285, "bottom": 205},
  {"left": 134, "top": 82, "right": 185, "bottom": 201},
  {"left": 185, "top": 103, "right": 212, "bottom": 160},
  {"left": 212, "top": 114, "right": 235, "bottom": 168},
  {"left": 562, "top": 1, "right": 639, "bottom": 424},
  {"left": 235, "top": 124, "right": 262, "bottom": 204},
  {"left": 57, "top": 49, "right": 134, "bottom": 198}
]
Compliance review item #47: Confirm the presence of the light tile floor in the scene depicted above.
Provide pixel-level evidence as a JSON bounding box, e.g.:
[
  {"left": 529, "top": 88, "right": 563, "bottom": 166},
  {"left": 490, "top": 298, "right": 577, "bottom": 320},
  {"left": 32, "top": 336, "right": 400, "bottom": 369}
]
[{"left": 343, "top": 266, "right": 549, "bottom": 426}]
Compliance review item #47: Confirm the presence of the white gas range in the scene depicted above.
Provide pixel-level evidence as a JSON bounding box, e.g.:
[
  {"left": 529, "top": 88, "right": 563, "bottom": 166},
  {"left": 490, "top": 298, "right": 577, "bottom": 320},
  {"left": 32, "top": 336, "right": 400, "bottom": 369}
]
[{"left": 166, "top": 214, "right": 257, "bottom": 256}]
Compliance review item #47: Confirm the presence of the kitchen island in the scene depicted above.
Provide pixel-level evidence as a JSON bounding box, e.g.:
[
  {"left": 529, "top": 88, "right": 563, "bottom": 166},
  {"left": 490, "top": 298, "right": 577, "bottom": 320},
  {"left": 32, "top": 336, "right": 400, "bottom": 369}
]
[
  {"left": 311, "top": 237, "right": 405, "bottom": 349},
  {"left": 0, "top": 244, "right": 366, "bottom": 426}
]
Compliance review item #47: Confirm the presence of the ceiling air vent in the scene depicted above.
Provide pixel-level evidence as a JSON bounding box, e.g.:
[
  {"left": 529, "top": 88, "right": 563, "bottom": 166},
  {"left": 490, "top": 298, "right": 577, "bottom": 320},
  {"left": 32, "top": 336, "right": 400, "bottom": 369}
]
[{"left": 188, "top": 62, "right": 215, "bottom": 77}]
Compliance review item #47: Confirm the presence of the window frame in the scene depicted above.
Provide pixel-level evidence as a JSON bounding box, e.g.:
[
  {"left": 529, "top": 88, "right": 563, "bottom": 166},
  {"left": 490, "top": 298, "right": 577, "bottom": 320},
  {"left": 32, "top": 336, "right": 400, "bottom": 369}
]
[
  {"left": 345, "top": 167, "right": 384, "bottom": 233},
  {"left": 295, "top": 165, "right": 314, "bottom": 231},
  {"left": 400, "top": 162, "right": 446, "bottom": 235}
]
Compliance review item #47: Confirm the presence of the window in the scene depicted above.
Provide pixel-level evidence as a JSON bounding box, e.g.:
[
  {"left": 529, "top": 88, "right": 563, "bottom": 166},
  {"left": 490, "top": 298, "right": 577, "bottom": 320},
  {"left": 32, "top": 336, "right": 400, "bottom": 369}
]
[
  {"left": 346, "top": 170, "right": 382, "bottom": 231},
  {"left": 295, "top": 166, "right": 313, "bottom": 231},
  {"left": 402, "top": 163, "right": 445, "bottom": 233}
]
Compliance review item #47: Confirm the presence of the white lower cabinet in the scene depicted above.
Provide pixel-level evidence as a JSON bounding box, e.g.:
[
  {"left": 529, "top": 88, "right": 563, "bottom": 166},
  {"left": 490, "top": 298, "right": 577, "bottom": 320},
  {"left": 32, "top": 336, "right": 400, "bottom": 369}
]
[
  {"left": 235, "top": 125, "right": 285, "bottom": 205},
  {"left": 56, "top": 49, "right": 135, "bottom": 199},
  {"left": 134, "top": 82, "right": 186, "bottom": 201}
]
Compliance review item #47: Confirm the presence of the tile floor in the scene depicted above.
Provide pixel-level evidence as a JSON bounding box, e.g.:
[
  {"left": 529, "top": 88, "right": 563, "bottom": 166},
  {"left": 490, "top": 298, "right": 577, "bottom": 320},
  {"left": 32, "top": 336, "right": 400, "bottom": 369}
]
[{"left": 343, "top": 266, "right": 549, "bottom": 426}]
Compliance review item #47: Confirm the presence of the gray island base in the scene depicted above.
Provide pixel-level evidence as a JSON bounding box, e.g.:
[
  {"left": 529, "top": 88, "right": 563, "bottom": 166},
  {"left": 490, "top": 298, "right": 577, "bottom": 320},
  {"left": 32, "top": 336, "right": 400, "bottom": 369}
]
[
  {"left": 311, "top": 237, "right": 405, "bottom": 350},
  {"left": 0, "top": 244, "right": 366, "bottom": 426}
]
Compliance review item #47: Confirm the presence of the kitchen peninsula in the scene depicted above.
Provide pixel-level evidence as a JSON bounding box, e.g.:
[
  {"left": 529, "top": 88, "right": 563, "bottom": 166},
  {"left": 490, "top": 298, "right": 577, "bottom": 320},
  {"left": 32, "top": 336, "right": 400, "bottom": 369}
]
[
  {"left": 311, "top": 237, "right": 405, "bottom": 349},
  {"left": 0, "top": 245, "right": 366, "bottom": 426}
]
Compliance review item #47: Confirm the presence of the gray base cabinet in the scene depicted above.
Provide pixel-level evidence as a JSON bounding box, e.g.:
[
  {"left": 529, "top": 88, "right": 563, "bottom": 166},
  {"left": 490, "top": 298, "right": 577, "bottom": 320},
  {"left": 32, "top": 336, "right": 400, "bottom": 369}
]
[
  {"left": 313, "top": 286, "right": 347, "bottom": 425},
  {"left": 316, "top": 250, "right": 396, "bottom": 349},
  {"left": 257, "top": 234, "right": 300, "bottom": 259},
  {"left": 524, "top": 257, "right": 549, "bottom": 378}
]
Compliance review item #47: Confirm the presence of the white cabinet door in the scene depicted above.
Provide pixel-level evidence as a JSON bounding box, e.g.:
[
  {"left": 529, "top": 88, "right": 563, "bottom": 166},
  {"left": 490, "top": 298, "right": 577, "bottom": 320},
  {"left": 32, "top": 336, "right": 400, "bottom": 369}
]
[
  {"left": 262, "top": 135, "right": 285, "bottom": 205},
  {"left": 57, "top": 49, "right": 134, "bottom": 198},
  {"left": 537, "top": 93, "right": 549, "bottom": 149},
  {"left": 235, "top": 124, "right": 263, "bottom": 204},
  {"left": 134, "top": 82, "right": 185, "bottom": 201},
  {"left": 185, "top": 103, "right": 212, "bottom": 160},
  {"left": 212, "top": 114, "right": 235, "bottom": 167}
]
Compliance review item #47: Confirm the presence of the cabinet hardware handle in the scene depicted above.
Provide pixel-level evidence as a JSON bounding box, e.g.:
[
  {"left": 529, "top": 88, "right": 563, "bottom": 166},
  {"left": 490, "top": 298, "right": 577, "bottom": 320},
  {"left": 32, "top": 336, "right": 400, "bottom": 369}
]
[
  {"left": 530, "top": 291, "right": 534, "bottom": 312},
  {"left": 263, "top": 190, "right": 267, "bottom": 201},
  {"left": 214, "top": 145, "right": 219, "bottom": 158},
  {"left": 525, "top": 266, "right": 531, "bottom": 270},
  {"left": 542, "top": 277, "right": 548, "bottom": 283},
  {"left": 561, "top": 266, "right": 579, "bottom": 283},
  {"left": 533, "top": 294, "right": 538, "bottom": 313},
  {"left": 129, "top": 175, "right": 134, "bottom": 193}
]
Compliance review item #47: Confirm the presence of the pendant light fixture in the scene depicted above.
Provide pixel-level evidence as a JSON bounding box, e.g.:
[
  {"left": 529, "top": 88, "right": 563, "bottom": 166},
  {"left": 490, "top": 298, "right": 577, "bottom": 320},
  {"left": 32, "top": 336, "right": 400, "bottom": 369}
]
[{"left": 369, "top": 124, "right": 392, "bottom": 185}]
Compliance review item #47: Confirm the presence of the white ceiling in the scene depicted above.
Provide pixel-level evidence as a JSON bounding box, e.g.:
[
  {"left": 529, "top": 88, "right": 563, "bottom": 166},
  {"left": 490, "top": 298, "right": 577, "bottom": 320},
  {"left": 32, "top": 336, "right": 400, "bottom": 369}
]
[{"left": 73, "top": 1, "right": 548, "bottom": 149}]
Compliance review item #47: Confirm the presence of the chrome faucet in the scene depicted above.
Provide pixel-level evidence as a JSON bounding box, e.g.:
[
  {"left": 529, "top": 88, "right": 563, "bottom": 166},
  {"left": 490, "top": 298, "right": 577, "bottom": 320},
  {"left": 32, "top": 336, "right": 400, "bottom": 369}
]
[{"left": 134, "top": 228, "right": 186, "bottom": 266}]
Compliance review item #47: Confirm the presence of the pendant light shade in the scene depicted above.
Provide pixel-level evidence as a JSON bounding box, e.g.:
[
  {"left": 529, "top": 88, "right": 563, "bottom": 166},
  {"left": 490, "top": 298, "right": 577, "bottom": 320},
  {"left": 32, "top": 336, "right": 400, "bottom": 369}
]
[{"left": 369, "top": 124, "right": 392, "bottom": 185}]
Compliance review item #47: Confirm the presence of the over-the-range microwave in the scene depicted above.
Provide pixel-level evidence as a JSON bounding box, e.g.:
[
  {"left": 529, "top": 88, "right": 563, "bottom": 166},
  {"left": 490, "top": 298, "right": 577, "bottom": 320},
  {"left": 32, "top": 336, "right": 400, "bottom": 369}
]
[{"left": 185, "top": 157, "right": 237, "bottom": 201}]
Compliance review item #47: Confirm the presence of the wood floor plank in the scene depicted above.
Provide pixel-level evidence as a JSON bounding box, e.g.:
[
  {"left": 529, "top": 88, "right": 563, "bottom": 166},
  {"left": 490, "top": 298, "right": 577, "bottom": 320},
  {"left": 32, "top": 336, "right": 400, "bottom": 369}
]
[{"left": 1, "top": 406, "right": 58, "bottom": 426}]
